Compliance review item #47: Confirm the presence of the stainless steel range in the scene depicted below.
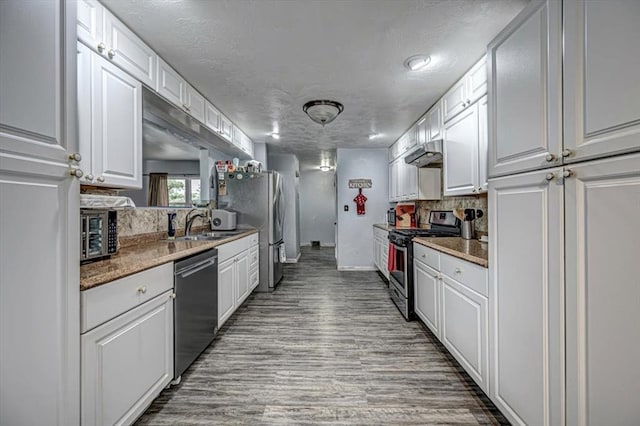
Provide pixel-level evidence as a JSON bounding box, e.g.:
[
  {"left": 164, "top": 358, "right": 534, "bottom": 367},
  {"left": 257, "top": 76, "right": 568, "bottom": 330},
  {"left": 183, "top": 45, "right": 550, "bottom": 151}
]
[{"left": 388, "top": 211, "right": 460, "bottom": 320}]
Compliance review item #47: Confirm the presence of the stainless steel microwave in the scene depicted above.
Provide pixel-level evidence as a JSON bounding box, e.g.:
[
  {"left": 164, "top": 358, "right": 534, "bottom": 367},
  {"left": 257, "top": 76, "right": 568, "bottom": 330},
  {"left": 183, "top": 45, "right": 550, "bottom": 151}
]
[{"left": 80, "top": 210, "right": 117, "bottom": 262}]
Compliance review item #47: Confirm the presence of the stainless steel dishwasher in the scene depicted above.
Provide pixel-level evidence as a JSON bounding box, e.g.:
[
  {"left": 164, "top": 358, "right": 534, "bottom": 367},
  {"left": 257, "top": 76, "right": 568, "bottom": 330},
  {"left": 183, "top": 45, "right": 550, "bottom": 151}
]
[{"left": 174, "top": 248, "right": 218, "bottom": 380}]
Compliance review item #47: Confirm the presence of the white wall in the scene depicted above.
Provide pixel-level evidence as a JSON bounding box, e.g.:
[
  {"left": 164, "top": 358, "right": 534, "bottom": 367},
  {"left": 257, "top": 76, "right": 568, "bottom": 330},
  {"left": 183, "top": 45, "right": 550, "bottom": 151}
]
[
  {"left": 336, "top": 148, "right": 388, "bottom": 270},
  {"left": 253, "top": 142, "right": 268, "bottom": 169},
  {"left": 299, "top": 169, "right": 336, "bottom": 246},
  {"left": 267, "top": 152, "right": 301, "bottom": 261}
]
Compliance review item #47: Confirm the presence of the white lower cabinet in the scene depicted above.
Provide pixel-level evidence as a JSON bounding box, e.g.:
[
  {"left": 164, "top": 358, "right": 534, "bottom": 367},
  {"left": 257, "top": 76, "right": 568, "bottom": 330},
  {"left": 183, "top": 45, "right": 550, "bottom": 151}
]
[
  {"left": 218, "top": 234, "right": 259, "bottom": 327},
  {"left": 81, "top": 291, "right": 174, "bottom": 426},
  {"left": 373, "top": 227, "right": 389, "bottom": 279},
  {"left": 413, "top": 243, "right": 489, "bottom": 393}
]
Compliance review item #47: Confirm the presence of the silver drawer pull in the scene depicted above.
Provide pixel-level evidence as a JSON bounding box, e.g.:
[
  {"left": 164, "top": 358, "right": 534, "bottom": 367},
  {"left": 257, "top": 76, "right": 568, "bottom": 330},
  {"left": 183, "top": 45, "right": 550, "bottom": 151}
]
[
  {"left": 455, "top": 267, "right": 462, "bottom": 274},
  {"left": 137, "top": 286, "right": 147, "bottom": 294}
]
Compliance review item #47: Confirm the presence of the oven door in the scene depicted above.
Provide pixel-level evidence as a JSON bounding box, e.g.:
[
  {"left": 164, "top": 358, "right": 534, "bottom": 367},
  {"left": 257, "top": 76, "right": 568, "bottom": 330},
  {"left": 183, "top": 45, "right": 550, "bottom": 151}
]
[{"left": 388, "top": 243, "right": 408, "bottom": 297}]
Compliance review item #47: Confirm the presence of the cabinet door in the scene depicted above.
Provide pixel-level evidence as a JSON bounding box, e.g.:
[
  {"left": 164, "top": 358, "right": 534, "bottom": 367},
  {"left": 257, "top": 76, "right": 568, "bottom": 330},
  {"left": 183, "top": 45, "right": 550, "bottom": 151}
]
[
  {"left": 218, "top": 258, "right": 235, "bottom": 327},
  {"left": 416, "top": 116, "right": 428, "bottom": 145},
  {"left": 103, "top": 10, "right": 156, "bottom": 88},
  {"left": 220, "top": 114, "right": 233, "bottom": 141},
  {"left": 427, "top": 101, "right": 442, "bottom": 141},
  {"left": 488, "top": 168, "right": 564, "bottom": 426},
  {"left": 564, "top": 0, "right": 640, "bottom": 163},
  {"left": 442, "top": 78, "right": 466, "bottom": 123},
  {"left": 443, "top": 104, "right": 479, "bottom": 196},
  {"left": 441, "top": 274, "right": 488, "bottom": 393},
  {"left": 565, "top": 153, "right": 640, "bottom": 426},
  {"left": 77, "top": 0, "right": 103, "bottom": 52},
  {"left": 487, "top": 0, "right": 562, "bottom": 177},
  {"left": 81, "top": 292, "right": 173, "bottom": 426},
  {"left": 1, "top": 2, "right": 80, "bottom": 424},
  {"left": 414, "top": 260, "right": 440, "bottom": 339},
  {"left": 381, "top": 240, "right": 389, "bottom": 279},
  {"left": 235, "top": 251, "right": 250, "bottom": 305},
  {"left": 156, "top": 57, "right": 186, "bottom": 107},
  {"left": 466, "top": 56, "right": 487, "bottom": 105},
  {"left": 241, "top": 133, "right": 254, "bottom": 158},
  {"left": 232, "top": 125, "right": 242, "bottom": 148},
  {"left": 77, "top": 42, "right": 95, "bottom": 184},
  {"left": 185, "top": 84, "right": 206, "bottom": 123},
  {"left": 477, "top": 95, "right": 488, "bottom": 192},
  {"left": 403, "top": 158, "right": 418, "bottom": 200},
  {"left": 204, "top": 101, "right": 221, "bottom": 132},
  {"left": 92, "top": 53, "right": 142, "bottom": 188},
  {"left": 388, "top": 162, "right": 395, "bottom": 202}
]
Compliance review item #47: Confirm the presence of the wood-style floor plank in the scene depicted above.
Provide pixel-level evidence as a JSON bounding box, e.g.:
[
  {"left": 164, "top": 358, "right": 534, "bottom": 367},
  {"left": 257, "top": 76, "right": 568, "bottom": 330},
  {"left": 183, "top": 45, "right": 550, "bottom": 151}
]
[{"left": 136, "top": 247, "right": 507, "bottom": 425}]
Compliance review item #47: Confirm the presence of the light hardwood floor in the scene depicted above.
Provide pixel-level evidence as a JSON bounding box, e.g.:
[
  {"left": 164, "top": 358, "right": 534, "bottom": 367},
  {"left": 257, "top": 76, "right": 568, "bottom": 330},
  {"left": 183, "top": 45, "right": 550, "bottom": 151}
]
[{"left": 136, "top": 247, "right": 507, "bottom": 425}]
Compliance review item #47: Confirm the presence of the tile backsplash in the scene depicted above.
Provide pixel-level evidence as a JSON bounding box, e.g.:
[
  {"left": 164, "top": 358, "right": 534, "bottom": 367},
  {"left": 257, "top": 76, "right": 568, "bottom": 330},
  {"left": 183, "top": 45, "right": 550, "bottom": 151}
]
[
  {"left": 416, "top": 193, "right": 488, "bottom": 233},
  {"left": 118, "top": 208, "right": 210, "bottom": 237}
]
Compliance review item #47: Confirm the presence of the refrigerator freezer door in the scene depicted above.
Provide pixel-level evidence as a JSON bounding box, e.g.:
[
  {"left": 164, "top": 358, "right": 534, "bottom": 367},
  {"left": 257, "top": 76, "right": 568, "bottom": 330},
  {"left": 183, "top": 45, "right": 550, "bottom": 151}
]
[{"left": 269, "top": 241, "right": 284, "bottom": 289}]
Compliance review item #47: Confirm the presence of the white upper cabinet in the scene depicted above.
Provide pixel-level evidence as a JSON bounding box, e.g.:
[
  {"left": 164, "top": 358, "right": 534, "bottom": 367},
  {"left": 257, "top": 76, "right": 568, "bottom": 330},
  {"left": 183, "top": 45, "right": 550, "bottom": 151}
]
[
  {"left": 563, "top": 0, "right": 640, "bottom": 163},
  {"left": 232, "top": 124, "right": 242, "bottom": 148},
  {"left": 77, "top": 0, "right": 103, "bottom": 51},
  {"left": 443, "top": 101, "right": 480, "bottom": 196},
  {"left": 184, "top": 84, "right": 206, "bottom": 123},
  {"left": 443, "top": 56, "right": 488, "bottom": 123},
  {"left": 220, "top": 114, "right": 233, "bottom": 141},
  {"left": 487, "top": 0, "right": 562, "bottom": 177},
  {"left": 103, "top": 10, "right": 156, "bottom": 88},
  {"left": 78, "top": 43, "right": 142, "bottom": 189},
  {"left": 477, "top": 95, "right": 488, "bottom": 191},
  {"left": 416, "top": 116, "right": 428, "bottom": 145},
  {"left": 156, "top": 56, "right": 186, "bottom": 107},
  {"left": 205, "top": 101, "right": 221, "bottom": 133},
  {"left": 564, "top": 153, "right": 640, "bottom": 426},
  {"left": 240, "top": 131, "right": 254, "bottom": 158},
  {"left": 426, "top": 101, "right": 443, "bottom": 141}
]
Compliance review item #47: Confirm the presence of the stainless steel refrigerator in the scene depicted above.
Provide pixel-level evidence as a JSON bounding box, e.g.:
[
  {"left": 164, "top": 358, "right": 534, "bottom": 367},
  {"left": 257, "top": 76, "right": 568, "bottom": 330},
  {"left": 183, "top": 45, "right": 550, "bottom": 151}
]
[{"left": 219, "top": 171, "right": 284, "bottom": 291}]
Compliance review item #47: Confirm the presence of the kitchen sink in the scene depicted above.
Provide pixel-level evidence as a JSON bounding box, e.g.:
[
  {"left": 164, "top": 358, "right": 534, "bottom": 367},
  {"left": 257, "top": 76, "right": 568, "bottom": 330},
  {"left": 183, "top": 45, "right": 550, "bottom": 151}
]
[{"left": 172, "top": 230, "right": 246, "bottom": 242}]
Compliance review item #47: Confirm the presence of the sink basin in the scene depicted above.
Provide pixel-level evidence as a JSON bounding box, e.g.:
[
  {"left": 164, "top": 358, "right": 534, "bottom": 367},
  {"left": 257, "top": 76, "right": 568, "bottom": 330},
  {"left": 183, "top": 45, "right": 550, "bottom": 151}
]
[
  {"left": 173, "top": 235, "right": 217, "bottom": 241},
  {"left": 200, "top": 230, "right": 245, "bottom": 238}
]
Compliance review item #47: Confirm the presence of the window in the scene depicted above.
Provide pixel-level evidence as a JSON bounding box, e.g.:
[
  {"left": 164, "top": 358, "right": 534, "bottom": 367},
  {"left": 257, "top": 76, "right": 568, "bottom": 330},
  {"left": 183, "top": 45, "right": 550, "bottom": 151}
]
[{"left": 168, "top": 177, "right": 202, "bottom": 206}]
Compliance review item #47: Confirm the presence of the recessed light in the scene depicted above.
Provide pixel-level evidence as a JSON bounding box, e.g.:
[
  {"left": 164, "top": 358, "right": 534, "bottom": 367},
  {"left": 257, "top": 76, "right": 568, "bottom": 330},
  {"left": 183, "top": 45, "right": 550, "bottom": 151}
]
[
  {"left": 368, "top": 133, "right": 381, "bottom": 140},
  {"left": 404, "top": 55, "right": 431, "bottom": 71},
  {"left": 319, "top": 165, "right": 333, "bottom": 171},
  {"left": 271, "top": 132, "right": 280, "bottom": 140}
]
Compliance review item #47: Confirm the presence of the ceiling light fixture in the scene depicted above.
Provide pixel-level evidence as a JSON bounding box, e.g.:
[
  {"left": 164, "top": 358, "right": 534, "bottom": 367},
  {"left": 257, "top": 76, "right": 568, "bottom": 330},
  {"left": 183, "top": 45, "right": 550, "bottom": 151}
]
[
  {"left": 270, "top": 132, "right": 280, "bottom": 140},
  {"left": 319, "top": 165, "right": 333, "bottom": 172},
  {"left": 368, "top": 133, "right": 381, "bottom": 140},
  {"left": 303, "top": 100, "right": 344, "bottom": 126},
  {"left": 404, "top": 55, "right": 431, "bottom": 71}
]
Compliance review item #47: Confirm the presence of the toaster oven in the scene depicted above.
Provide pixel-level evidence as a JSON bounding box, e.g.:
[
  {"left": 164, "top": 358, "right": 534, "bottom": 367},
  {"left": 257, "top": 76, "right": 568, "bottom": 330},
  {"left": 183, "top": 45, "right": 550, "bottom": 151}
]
[{"left": 80, "top": 209, "right": 118, "bottom": 262}]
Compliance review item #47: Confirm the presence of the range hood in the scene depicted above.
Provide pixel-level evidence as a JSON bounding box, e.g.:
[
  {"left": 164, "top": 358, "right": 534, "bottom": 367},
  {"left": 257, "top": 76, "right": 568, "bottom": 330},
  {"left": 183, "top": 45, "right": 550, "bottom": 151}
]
[
  {"left": 142, "top": 87, "right": 250, "bottom": 159},
  {"left": 404, "top": 139, "right": 443, "bottom": 167}
]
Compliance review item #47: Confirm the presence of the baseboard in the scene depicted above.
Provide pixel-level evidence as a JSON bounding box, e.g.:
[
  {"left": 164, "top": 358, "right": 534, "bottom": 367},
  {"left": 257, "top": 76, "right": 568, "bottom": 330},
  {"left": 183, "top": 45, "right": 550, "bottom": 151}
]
[
  {"left": 283, "top": 253, "right": 302, "bottom": 263},
  {"left": 337, "top": 266, "right": 377, "bottom": 271},
  {"left": 300, "top": 243, "right": 336, "bottom": 247}
]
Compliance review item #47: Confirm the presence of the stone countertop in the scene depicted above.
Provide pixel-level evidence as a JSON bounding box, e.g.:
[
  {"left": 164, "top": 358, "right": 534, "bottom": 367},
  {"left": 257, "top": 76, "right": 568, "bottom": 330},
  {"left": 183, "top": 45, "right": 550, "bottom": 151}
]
[
  {"left": 413, "top": 237, "right": 488, "bottom": 268},
  {"left": 80, "top": 230, "right": 258, "bottom": 291},
  {"left": 373, "top": 223, "right": 395, "bottom": 231}
]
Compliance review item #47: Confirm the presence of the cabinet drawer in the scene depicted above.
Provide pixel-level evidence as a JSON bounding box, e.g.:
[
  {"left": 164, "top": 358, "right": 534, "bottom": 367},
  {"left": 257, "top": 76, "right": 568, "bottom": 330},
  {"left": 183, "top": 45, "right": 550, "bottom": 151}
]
[
  {"left": 440, "top": 253, "right": 488, "bottom": 297},
  {"left": 218, "top": 235, "right": 252, "bottom": 262},
  {"left": 248, "top": 232, "right": 259, "bottom": 246},
  {"left": 413, "top": 243, "right": 440, "bottom": 270},
  {"left": 81, "top": 262, "right": 173, "bottom": 333},
  {"left": 249, "top": 245, "right": 259, "bottom": 267}
]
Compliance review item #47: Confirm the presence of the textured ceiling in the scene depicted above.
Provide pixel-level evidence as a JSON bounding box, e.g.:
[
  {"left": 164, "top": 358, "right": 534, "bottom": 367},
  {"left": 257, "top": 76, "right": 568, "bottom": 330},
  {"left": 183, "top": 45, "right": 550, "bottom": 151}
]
[{"left": 102, "top": 0, "right": 528, "bottom": 169}]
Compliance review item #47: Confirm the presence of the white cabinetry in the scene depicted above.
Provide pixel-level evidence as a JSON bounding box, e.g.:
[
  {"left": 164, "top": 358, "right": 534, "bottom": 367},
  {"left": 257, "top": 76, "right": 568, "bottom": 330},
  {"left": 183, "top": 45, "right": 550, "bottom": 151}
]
[
  {"left": 219, "top": 114, "right": 233, "bottom": 142},
  {"left": 77, "top": 1, "right": 156, "bottom": 88},
  {"left": 413, "top": 243, "right": 489, "bottom": 393},
  {"left": 487, "top": 0, "right": 562, "bottom": 177},
  {"left": 205, "top": 101, "right": 222, "bottom": 133},
  {"left": 488, "top": 168, "right": 564, "bottom": 426},
  {"left": 389, "top": 159, "right": 441, "bottom": 202},
  {"left": 218, "top": 234, "right": 259, "bottom": 327},
  {"left": 184, "top": 84, "right": 206, "bottom": 123},
  {"left": 80, "top": 263, "right": 174, "bottom": 426},
  {"left": 373, "top": 227, "right": 389, "bottom": 280},
  {"left": 78, "top": 42, "right": 142, "bottom": 189},
  {"left": 426, "top": 101, "right": 443, "bottom": 141},
  {"left": 442, "top": 56, "right": 487, "bottom": 123},
  {"left": 0, "top": 2, "right": 79, "bottom": 423},
  {"left": 156, "top": 57, "right": 186, "bottom": 108},
  {"left": 443, "top": 96, "right": 487, "bottom": 196},
  {"left": 563, "top": 0, "right": 640, "bottom": 164},
  {"left": 565, "top": 153, "right": 640, "bottom": 426}
]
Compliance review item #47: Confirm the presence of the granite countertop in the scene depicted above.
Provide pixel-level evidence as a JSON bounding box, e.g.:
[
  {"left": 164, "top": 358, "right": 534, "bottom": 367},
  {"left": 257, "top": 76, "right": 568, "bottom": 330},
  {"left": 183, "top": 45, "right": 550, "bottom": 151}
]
[
  {"left": 80, "top": 229, "right": 258, "bottom": 291},
  {"left": 413, "top": 237, "right": 488, "bottom": 268}
]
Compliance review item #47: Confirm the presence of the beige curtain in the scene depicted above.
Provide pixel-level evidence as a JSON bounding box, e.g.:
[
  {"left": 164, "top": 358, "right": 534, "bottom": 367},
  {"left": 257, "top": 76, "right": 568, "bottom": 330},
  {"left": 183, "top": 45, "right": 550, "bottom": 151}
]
[{"left": 148, "top": 173, "right": 169, "bottom": 206}]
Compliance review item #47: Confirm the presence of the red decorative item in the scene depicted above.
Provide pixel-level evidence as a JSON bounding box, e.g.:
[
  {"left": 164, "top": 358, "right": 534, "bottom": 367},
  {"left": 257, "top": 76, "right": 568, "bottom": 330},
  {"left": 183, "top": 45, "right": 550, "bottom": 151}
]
[{"left": 353, "top": 188, "right": 367, "bottom": 215}]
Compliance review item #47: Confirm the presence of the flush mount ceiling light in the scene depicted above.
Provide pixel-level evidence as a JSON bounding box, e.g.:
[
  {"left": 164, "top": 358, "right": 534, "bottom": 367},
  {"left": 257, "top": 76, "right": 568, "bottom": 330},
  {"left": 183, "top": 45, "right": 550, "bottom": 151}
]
[
  {"left": 368, "top": 133, "right": 381, "bottom": 140},
  {"left": 319, "top": 165, "right": 333, "bottom": 172},
  {"left": 404, "top": 55, "right": 431, "bottom": 71},
  {"left": 270, "top": 132, "right": 280, "bottom": 140},
  {"left": 303, "top": 100, "right": 344, "bottom": 126}
]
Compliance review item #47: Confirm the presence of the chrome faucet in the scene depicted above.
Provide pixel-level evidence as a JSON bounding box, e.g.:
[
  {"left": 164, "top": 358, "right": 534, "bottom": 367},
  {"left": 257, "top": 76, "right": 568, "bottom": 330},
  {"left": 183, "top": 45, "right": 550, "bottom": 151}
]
[{"left": 185, "top": 209, "right": 208, "bottom": 236}]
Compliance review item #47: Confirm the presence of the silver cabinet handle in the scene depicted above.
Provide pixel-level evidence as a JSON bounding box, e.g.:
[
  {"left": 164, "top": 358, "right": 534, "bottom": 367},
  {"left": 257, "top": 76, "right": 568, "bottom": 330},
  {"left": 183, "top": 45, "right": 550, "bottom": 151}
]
[
  {"left": 137, "top": 286, "right": 147, "bottom": 294},
  {"left": 84, "top": 174, "right": 94, "bottom": 181},
  {"left": 69, "top": 168, "right": 83, "bottom": 178},
  {"left": 545, "top": 173, "right": 555, "bottom": 181},
  {"left": 562, "top": 149, "right": 572, "bottom": 158},
  {"left": 97, "top": 42, "right": 105, "bottom": 53},
  {"left": 421, "top": 254, "right": 426, "bottom": 258},
  {"left": 545, "top": 153, "right": 556, "bottom": 162},
  {"left": 466, "top": 99, "right": 471, "bottom": 105},
  {"left": 455, "top": 267, "right": 462, "bottom": 274},
  {"left": 563, "top": 169, "right": 574, "bottom": 178},
  {"left": 182, "top": 104, "right": 191, "bottom": 111},
  {"left": 433, "top": 274, "right": 438, "bottom": 278},
  {"left": 96, "top": 176, "right": 105, "bottom": 182},
  {"left": 68, "top": 152, "right": 82, "bottom": 162},
  {"left": 108, "top": 49, "right": 116, "bottom": 59},
  {"left": 477, "top": 187, "right": 483, "bottom": 193}
]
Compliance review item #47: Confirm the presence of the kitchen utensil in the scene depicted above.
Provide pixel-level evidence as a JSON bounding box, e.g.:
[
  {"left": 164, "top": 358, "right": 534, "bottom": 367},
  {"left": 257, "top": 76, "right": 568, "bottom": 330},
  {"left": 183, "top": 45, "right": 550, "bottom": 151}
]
[
  {"left": 464, "top": 208, "right": 476, "bottom": 221},
  {"left": 475, "top": 209, "right": 484, "bottom": 219},
  {"left": 461, "top": 221, "right": 475, "bottom": 240},
  {"left": 453, "top": 208, "right": 465, "bottom": 221}
]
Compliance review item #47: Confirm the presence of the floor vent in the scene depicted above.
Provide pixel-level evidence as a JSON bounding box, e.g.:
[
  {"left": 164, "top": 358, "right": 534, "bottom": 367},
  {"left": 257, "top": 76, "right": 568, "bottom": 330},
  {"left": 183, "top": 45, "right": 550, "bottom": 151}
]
[{"left": 311, "top": 241, "right": 320, "bottom": 247}]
